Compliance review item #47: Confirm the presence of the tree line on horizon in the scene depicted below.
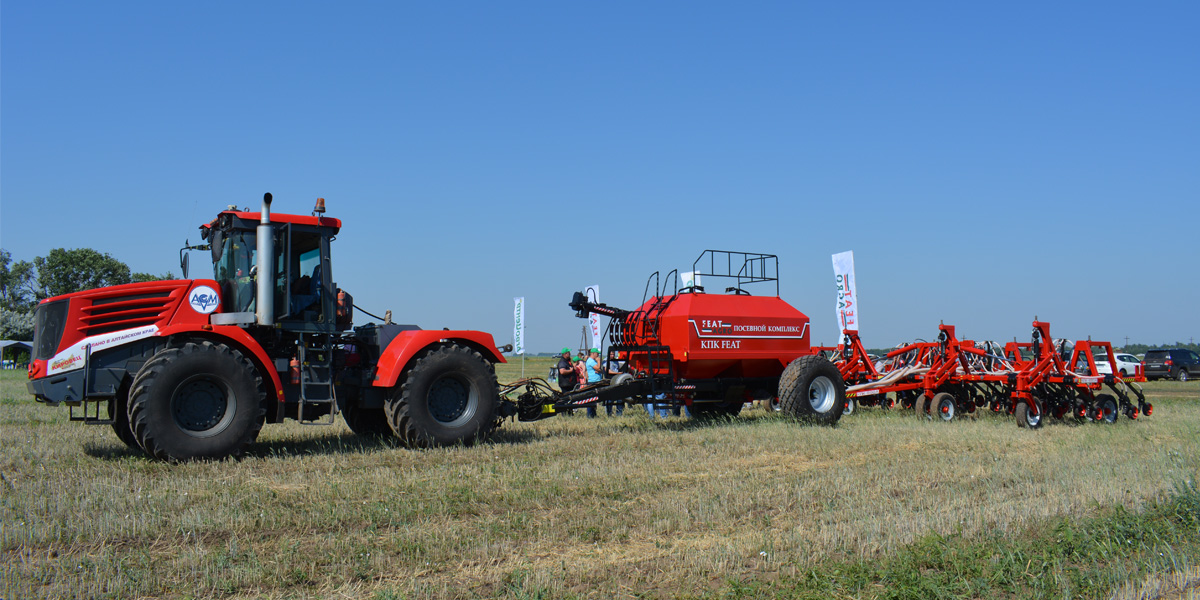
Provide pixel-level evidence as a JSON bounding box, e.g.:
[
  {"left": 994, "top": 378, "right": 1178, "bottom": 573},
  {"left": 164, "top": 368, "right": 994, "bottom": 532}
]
[{"left": 0, "top": 248, "right": 174, "bottom": 341}]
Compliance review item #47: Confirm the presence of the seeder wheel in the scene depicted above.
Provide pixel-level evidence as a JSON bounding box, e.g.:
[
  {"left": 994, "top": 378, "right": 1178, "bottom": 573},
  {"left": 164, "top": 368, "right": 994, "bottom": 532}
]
[
  {"left": 931, "top": 392, "right": 956, "bottom": 422},
  {"left": 1096, "top": 394, "right": 1118, "bottom": 424},
  {"left": 1015, "top": 397, "right": 1045, "bottom": 429}
]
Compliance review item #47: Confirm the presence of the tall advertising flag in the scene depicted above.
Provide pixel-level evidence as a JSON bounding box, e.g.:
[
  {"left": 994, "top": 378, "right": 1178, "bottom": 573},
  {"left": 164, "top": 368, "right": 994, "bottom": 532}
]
[
  {"left": 513, "top": 297, "right": 525, "bottom": 355},
  {"left": 585, "top": 285, "right": 601, "bottom": 349},
  {"left": 832, "top": 251, "right": 859, "bottom": 334}
]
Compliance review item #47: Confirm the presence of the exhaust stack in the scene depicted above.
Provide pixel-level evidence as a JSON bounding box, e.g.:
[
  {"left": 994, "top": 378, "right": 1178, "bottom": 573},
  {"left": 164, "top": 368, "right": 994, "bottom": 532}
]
[{"left": 256, "top": 193, "right": 274, "bottom": 326}]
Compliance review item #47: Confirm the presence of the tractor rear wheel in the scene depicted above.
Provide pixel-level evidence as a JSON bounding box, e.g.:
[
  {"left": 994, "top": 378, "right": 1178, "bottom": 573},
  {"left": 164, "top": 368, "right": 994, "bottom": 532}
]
[
  {"left": 128, "top": 342, "right": 266, "bottom": 461},
  {"left": 778, "top": 355, "right": 846, "bottom": 426},
  {"left": 385, "top": 344, "right": 499, "bottom": 447}
]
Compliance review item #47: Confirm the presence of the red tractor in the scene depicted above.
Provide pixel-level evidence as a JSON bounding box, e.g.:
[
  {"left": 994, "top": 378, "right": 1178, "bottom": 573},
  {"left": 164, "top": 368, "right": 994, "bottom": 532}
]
[{"left": 26, "top": 194, "right": 512, "bottom": 461}]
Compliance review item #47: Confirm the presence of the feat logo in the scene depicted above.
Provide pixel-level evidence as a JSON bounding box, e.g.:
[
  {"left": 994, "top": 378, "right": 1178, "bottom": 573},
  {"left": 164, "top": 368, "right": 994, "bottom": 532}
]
[{"left": 189, "top": 285, "right": 220, "bottom": 314}]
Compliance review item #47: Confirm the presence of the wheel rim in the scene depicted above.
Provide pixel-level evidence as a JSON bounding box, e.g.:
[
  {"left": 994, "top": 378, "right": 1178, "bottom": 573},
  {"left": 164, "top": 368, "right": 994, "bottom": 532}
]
[
  {"left": 1025, "top": 402, "right": 1041, "bottom": 427},
  {"left": 1181, "top": 371, "right": 1189, "bottom": 382},
  {"left": 808, "top": 376, "right": 837, "bottom": 413},
  {"left": 843, "top": 397, "right": 855, "bottom": 416},
  {"left": 1102, "top": 400, "right": 1118, "bottom": 423},
  {"left": 427, "top": 374, "right": 479, "bottom": 426},
  {"left": 937, "top": 398, "right": 954, "bottom": 421},
  {"left": 171, "top": 375, "right": 235, "bottom": 438}
]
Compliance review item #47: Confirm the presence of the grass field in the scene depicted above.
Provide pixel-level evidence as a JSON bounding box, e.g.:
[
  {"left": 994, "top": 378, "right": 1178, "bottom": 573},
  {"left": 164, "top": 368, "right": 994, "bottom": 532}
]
[{"left": 2, "top": 357, "right": 1199, "bottom": 599}]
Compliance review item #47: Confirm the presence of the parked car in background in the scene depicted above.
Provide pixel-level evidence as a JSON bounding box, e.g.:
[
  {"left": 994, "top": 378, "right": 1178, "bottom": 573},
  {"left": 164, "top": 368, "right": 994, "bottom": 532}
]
[
  {"left": 1096, "top": 353, "right": 1143, "bottom": 377},
  {"left": 1112, "top": 353, "right": 1141, "bottom": 377},
  {"left": 1143, "top": 348, "right": 1200, "bottom": 381}
]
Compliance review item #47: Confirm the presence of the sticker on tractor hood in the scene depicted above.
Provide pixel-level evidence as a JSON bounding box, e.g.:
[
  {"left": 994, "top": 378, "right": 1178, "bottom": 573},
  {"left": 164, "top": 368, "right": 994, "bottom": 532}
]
[
  {"left": 188, "top": 285, "right": 220, "bottom": 314},
  {"left": 47, "top": 325, "right": 160, "bottom": 375}
]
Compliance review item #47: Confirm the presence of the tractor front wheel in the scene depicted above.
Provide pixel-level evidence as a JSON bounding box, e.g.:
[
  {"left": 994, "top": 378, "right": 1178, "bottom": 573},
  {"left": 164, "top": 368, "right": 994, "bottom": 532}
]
[
  {"left": 107, "top": 381, "right": 141, "bottom": 451},
  {"left": 385, "top": 344, "right": 499, "bottom": 447},
  {"left": 128, "top": 342, "right": 266, "bottom": 461},
  {"left": 778, "top": 355, "right": 846, "bottom": 426}
]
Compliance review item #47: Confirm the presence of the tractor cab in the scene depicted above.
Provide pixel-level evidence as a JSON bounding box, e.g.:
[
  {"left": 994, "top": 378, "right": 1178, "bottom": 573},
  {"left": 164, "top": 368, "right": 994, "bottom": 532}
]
[{"left": 201, "top": 196, "right": 348, "bottom": 332}]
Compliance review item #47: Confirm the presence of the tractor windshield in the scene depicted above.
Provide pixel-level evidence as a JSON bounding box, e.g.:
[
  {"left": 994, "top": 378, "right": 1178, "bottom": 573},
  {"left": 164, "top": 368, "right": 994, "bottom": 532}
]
[{"left": 214, "top": 230, "right": 257, "bottom": 313}]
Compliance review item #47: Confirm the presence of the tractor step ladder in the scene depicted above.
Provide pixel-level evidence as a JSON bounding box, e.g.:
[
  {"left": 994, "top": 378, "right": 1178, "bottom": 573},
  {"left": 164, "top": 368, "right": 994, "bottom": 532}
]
[{"left": 298, "top": 334, "right": 338, "bottom": 425}]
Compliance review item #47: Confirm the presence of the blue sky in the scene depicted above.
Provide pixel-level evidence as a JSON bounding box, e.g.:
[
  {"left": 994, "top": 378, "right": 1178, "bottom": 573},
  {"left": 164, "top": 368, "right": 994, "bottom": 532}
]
[{"left": 2, "top": 1, "right": 1197, "bottom": 352}]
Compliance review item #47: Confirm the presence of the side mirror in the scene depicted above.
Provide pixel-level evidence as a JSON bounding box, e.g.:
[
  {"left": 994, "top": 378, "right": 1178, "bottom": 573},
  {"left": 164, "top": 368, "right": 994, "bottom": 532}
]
[{"left": 181, "top": 253, "right": 190, "bottom": 279}]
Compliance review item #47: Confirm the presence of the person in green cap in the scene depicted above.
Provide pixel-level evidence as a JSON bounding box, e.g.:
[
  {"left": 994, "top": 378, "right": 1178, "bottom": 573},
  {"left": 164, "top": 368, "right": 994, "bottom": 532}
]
[{"left": 556, "top": 347, "right": 578, "bottom": 393}]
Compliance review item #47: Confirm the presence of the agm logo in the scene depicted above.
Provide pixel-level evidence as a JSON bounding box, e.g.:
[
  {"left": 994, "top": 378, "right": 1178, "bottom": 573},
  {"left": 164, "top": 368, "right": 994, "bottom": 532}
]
[{"left": 189, "top": 285, "right": 220, "bottom": 314}]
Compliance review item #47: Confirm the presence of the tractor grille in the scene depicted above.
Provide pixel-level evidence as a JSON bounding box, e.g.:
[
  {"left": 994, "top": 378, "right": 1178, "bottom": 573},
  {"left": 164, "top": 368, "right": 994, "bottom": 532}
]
[{"left": 78, "top": 290, "right": 177, "bottom": 336}]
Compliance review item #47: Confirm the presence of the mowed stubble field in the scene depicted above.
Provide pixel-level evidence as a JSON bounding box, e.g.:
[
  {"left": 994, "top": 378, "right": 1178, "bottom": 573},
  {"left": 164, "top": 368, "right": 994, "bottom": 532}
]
[{"left": 2, "top": 358, "right": 1199, "bottom": 600}]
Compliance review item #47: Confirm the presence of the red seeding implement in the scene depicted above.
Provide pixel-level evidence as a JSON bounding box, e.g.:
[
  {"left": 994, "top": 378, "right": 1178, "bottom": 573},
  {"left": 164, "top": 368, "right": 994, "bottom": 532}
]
[
  {"left": 826, "top": 320, "right": 1152, "bottom": 428},
  {"left": 503, "top": 251, "right": 848, "bottom": 425}
]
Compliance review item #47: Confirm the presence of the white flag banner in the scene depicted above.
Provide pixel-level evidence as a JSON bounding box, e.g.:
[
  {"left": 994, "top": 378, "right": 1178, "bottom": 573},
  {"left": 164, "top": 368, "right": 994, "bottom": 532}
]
[
  {"left": 832, "top": 251, "right": 859, "bottom": 333},
  {"left": 585, "top": 284, "right": 601, "bottom": 349},
  {"left": 513, "top": 297, "right": 525, "bottom": 355}
]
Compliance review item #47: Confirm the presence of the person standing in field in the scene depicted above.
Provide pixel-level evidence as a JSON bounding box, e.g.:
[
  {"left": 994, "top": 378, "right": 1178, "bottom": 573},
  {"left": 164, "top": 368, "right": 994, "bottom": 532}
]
[
  {"left": 584, "top": 348, "right": 603, "bottom": 418},
  {"left": 557, "top": 347, "right": 578, "bottom": 393},
  {"left": 574, "top": 350, "right": 588, "bottom": 387}
]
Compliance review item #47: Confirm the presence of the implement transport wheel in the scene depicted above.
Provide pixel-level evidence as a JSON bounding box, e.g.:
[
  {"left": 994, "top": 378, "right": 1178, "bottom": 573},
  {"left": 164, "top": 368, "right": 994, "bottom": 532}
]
[
  {"left": 843, "top": 396, "right": 856, "bottom": 416},
  {"left": 1015, "top": 397, "right": 1045, "bottom": 430},
  {"left": 931, "top": 392, "right": 956, "bottom": 422},
  {"left": 1096, "top": 394, "right": 1118, "bottom": 424},
  {"left": 385, "top": 343, "right": 499, "bottom": 447},
  {"left": 128, "top": 342, "right": 266, "bottom": 461},
  {"left": 778, "top": 355, "right": 846, "bottom": 426},
  {"left": 342, "top": 404, "right": 394, "bottom": 437}
]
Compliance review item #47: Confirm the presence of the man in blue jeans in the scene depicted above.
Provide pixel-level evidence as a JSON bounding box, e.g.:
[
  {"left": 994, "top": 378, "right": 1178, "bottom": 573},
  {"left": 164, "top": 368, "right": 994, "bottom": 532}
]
[{"left": 584, "top": 348, "right": 603, "bottom": 417}]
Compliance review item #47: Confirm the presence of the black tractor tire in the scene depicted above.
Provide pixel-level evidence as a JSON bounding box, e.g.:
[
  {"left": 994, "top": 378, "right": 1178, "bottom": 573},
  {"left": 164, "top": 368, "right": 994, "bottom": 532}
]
[
  {"left": 1096, "top": 394, "right": 1119, "bottom": 424},
  {"left": 931, "top": 392, "right": 956, "bottom": 422},
  {"left": 914, "top": 394, "right": 929, "bottom": 419},
  {"left": 128, "top": 341, "right": 266, "bottom": 461},
  {"left": 778, "top": 355, "right": 846, "bottom": 426},
  {"left": 384, "top": 344, "right": 499, "bottom": 447},
  {"left": 342, "top": 405, "right": 394, "bottom": 437},
  {"left": 1015, "top": 397, "right": 1045, "bottom": 429},
  {"left": 107, "top": 382, "right": 141, "bottom": 451}
]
